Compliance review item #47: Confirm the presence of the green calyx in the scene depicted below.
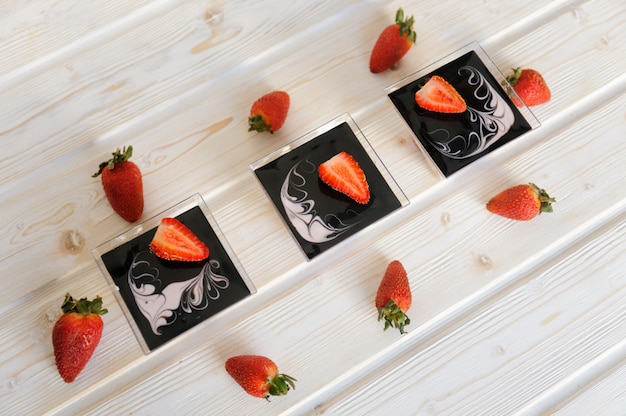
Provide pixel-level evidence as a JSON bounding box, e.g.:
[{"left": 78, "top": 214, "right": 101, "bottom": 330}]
[
  {"left": 529, "top": 183, "right": 556, "bottom": 214},
  {"left": 395, "top": 8, "right": 416, "bottom": 44},
  {"left": 378, "top": 299, "right": 410, "bottom": 334},
  {"left": 266, "top": 373, "right": 297, "bottom": 400},
  {"left": 506, "top": 67, "right": 523, "bottom": 87},
  {"left": 92, "top": 145, "right": 134, "bottom": 177},
  {"left": 61, "top": 293, "right": 108, "bottom": 316},
  {"left": 248, "top": 115, "right": 273, "bottom": 133}
]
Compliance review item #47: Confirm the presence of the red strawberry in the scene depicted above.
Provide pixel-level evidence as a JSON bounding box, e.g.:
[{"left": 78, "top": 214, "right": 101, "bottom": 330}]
[
  {"left": 375, "top": 260, "right": 411, "bottom": 334},
  {"left": 225, "top": 355, "right": 297, "bottom": 400},
  {"left": 318, "top": 152, "right": 370, "bottom": 204},
  {"left": 506, "top": 68, "right": 551, "bottom": 107},
  {"left": 415, "top": 75, "right": 467, "bottom": 113},
  {"left": 486, "top": 183, "right": 555, "bottom": 221},
  {"left": 369, "top": 8, "right": 416, "bottom": 73},
  {"left": 248, "top": 91, "right": 290, "bottom": 133},
  {"left": 52, "top": 293, "right": 108, "bottom": 383},
  {"left": 92, "top": 146, "right": 144, "bottom": 222},
  {"left": 149, "top": 217, "right": 209, "bottom": 261}
]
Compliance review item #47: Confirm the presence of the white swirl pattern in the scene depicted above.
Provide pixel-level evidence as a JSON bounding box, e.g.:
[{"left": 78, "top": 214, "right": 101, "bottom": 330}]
[
  {"left": 427, "top": 65, "right": 515, "bottom": 159},
  {"left": 128, "top": 252, "right": 230, "bottom": 335},
  {"left": 280, "top": 160, "right": 354, "bottom": 243}
]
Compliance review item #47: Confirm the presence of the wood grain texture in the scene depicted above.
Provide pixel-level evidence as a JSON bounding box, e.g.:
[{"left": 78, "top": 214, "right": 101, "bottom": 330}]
[
  {"left": 0, "top": 0, "right": 157, "bottom": 78},
  {"left": 1, "top": 0, "right": 624, "bottom": 414},
  {"left": 550, "top": 360, "right": 626, "bottom": 415},
  {"left": 320, "top": 216, "right": 625, "bottom": 415}
]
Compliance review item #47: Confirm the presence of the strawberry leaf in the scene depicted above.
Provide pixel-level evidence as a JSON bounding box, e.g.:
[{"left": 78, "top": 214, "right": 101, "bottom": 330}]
[
  {"left": 377, "top": 299, "right": 410, "bottom": 334},
  {"left": 61, "top": 293, "right": 108, "bottom": 316}
]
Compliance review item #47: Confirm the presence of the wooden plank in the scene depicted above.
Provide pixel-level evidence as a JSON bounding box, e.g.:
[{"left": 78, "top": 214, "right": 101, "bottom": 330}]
[
  {"left": 0, "top": 0, "right": 157, "bottom": 77},
  {"left": 0, "top": 0, "right": 365, "bottom": 186},
  {"left": 317, "top": 215, "right": 625, "bottom": 415},
  {"left": 550, "top": 360, "right": 626, "bottom": 415},
  {"left": 56, "top": 85, "right": 626, "bottom": 416},
  {"left": 1, "top": 0, "right": 624, "bottom": 414},
  {"left": 0, "top": 0, "right": 621, "bottom": 311}
]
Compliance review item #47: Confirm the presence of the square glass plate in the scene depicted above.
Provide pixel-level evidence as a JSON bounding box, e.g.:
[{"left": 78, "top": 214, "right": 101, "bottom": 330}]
[
  {"left": 386, "top": 42, "right": 540, "bottom": 177},
  {"left": 92, "top": 194, "right": 256, "bottom": 354},
  {"left": 251, "top": 113, "right": 409, "bottom": 260}
]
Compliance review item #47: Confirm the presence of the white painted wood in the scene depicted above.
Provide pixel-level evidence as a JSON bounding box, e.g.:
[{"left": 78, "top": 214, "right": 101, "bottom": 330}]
[
  {"left": 319, "top": 215, "right": 625, "bottom": 416},
  {"left": 551, "top": 360, "right": 626, "bottom": 416},
  {"left": 1, "top": 0, "right": 624, "bottom": 414}
]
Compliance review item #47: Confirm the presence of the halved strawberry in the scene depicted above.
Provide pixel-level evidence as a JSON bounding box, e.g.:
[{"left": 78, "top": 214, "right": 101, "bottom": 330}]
[
  {"left": 415, "top": 75, "right": 466, "bottom": 113},
  {"left": 318, "top": 152, "right": 370, "bottom": 204},
  {"left": 149, "top": 217, "right": 209, "bottom": 261}
]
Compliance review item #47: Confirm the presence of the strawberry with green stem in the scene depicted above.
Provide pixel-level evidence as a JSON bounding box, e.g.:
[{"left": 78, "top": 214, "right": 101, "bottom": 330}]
[
  {"left": 225, "top": 355, "right": 297, "bottom": 400},
  {"left": 93, "top": 145, "right": 144, "bottom": 222},
  {"left": 375, "top": 260, "right": 412, "bottom": 334},
  {"left": 52, "top": 294, "right": 108, "bottom": 383},
  {"left": 486, "top": 183, "right": 555, "bottom": 221},
  {"left": 369, "top": 8, "right": 416, "bottom": 73},
  {"left": 505, "top": 68, "right": 551, "bottom": 107},
  {"left": 248, "top": 91, "right": 290, "bottom": 133}
]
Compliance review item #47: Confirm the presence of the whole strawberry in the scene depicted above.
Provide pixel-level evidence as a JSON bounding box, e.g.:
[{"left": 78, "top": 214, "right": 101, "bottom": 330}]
[
  {"left": 248, "top": 91, "right": 290, "bottom": 133},
  {"left": 225, "top": 355, "right": 296, "bottom": 400},
  {"left": 369, "top": 8, "right": 416, "bottom": 73},
  {"left": 506, "top": 68, "right": 551, "bottom": 107},
  {"left": 486, "top": 183, "right": 555, "bottom": 221},
  {"left": 93, "top": 146, "right": 144, "bottom": 222},
  {"left": 52, "top": 293, "right": 108, "bottom": 383},
  {"left": 375, "top": 260, "right": 411, "bottom": 334}
]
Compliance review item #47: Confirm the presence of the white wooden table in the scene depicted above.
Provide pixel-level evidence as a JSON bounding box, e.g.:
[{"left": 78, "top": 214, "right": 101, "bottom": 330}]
[{"left": 1, "top": 0, "right": 624, "bottom": 414}]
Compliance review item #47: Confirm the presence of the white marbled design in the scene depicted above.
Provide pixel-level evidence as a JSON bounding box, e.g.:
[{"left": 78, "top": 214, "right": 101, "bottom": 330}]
[
  {"left": 127, "top": 253, "right": 230, "bottom": 335},
  {"left": 280, "top": 160, "right": 354, "bottom": 243},
  {"left": 427, "top": 65, "right": 515, "bottom": 159}
]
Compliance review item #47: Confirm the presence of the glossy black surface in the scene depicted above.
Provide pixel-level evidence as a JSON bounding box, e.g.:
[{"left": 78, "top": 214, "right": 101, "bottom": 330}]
[
  {"left": 100, "top": 206, "right": 252, "bottom": 351},
  {"left": 254, "top": 122, "right": 403, "bottom": 259},
  {"left": 388, "top": 51, "right": 532, "bottom": 176}
]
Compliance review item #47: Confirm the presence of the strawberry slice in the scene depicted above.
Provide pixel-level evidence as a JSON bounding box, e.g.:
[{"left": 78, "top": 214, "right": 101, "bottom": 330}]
[
  {"left": 149, "top": 217, "right": 209, "bottom": 261},
  {"left": 318, "top": 152, "right": 370, "bottom": 204},
  {"left": 415, "top": 75, "right": 466, "bottom": 113}
]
